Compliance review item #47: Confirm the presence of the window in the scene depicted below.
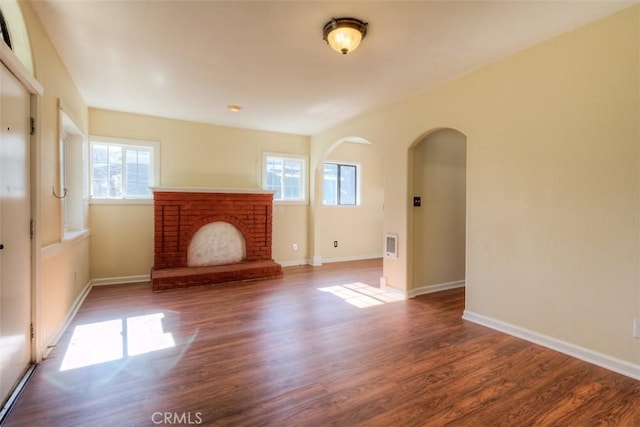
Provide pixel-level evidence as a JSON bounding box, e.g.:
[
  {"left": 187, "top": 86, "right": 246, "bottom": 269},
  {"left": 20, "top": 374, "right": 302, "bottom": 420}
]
[
  {"left": 90, "top": 137, "right": 159, "bottom": 201},
  {"left": 59, "top": 104, "right": 88, "bottom": 237},
  {"left": 263, "top": 153, "right": 306, "bottom": 202},
  {"left": 323, "top": 162, "right": 359, "bottom": 205},
  {"left": 0, "top": 9, "right": 12, "bottom": 49},
  {"left": 0, "top": 1, "right": 35, "bottom": 74},
  {"left": 59, "top": 133, "right": 69, "bottom": 230}
]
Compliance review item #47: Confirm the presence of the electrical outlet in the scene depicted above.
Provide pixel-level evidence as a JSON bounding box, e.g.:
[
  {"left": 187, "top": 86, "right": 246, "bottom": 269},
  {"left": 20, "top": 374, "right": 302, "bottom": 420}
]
[
  {"left": 333, "top": 241, "right": 338, "bottom": 248},
  {"left": 634, "top": 319, "right": 640, "bottom": 338},
  {"left": 292, "top": 243, "right": 298, "bottom": 251}
]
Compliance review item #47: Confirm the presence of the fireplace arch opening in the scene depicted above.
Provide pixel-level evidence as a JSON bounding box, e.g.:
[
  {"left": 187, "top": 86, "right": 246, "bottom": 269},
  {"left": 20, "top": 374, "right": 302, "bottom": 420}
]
[{"left": 187, "top": 221, "right": 246, "bottom": 267}]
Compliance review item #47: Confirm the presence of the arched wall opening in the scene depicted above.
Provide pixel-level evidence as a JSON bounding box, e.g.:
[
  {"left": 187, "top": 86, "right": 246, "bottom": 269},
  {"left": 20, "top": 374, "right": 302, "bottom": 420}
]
[
  {"left": 312, "top": 136, "right": 385, "bottom": 267},
  {"left": 408, "top": 128, "right": 467, "bottom": 295}
]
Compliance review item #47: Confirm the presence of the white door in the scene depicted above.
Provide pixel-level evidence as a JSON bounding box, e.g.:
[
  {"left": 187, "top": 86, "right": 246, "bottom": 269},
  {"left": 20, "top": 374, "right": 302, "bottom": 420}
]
[{"left": 0, "top": 61, "right": 32, "bottom": 406}]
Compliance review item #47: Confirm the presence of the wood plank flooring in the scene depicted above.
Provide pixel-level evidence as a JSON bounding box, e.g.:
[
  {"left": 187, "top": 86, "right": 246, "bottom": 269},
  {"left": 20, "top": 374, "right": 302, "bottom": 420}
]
[{"left": 4, "top": 259, "right": 639, "bottom": 426}]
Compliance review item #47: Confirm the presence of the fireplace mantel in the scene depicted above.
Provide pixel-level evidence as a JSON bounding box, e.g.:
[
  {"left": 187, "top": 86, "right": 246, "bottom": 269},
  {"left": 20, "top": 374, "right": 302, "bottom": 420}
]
[
  {"left": 151, "top": 188, "right": 282, "bottom": 290},
  {"left": 150, "top": 186, "right": 275, "bottom": 194}
]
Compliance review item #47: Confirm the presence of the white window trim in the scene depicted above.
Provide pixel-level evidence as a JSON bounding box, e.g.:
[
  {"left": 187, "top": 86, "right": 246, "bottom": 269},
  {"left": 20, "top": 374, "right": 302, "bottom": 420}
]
[
  {"left": 323, "top": 160, "right": 361, "bottom": 206},
  {"left": 89, "top": 198, "right": 154, "bottom": 206},
  {"left": 58, "top": 100, "right": 89, "bottom": 240},
  {"left": 89, "top": 135, "right": 160, "bottom": 204},
  {"left": 262, "top": 152, "right": 308, "bottom": 204}
]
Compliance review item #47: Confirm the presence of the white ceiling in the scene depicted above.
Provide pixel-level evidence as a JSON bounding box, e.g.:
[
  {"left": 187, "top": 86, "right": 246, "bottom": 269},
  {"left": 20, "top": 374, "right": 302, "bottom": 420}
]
[{"left": 31, "top": 0, "right": 634, "bottom": 136}]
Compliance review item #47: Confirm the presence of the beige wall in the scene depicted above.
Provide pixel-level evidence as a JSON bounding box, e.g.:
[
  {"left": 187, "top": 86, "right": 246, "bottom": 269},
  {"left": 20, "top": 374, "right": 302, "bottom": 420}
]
[
  {"left": 316, "top": 141, "right": 384, "bottom": 261},
  {"left": 20, "top": 1, "right": 90, "bottom": 357},
  {"left": 88, "top": 110, "right": 387, "bottom": 275},
  {"left": 412, "top": 129, "right": 466, "bottom": 289},
  {"left": 39, "top": 236, "right": 90, "bottom": 348},
  {"left": 312, "top": 7, "right": 640, "bottom": 365},
  {"left": 272, "top": 204, "right": 309, "bottom": 266},
  {"left": 19, "top": 0, "right": 639, "bottom": 370},
  {"left": 22, "top": 3, "right": 87, "bottom": 246},
  {"left": 88, "top": 109, "right": 310, "bottom": 277},
  {"left": 90, "top": 204, "right": 153, "bottom": 279}
]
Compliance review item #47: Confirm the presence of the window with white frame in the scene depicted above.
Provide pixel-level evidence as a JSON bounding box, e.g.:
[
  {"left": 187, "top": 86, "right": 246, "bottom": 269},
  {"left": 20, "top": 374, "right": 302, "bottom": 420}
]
[
  {"left": 59, "top": 104, "right": 88, "bottom": 237},
  {"left": 263, "top": 153, "right": 306, "bottom": 202},
  {"left": 90, "top": 137, "right": 159, "bottom": 200},
  {"left": 323, "top": 162, "right": 359, "bottom": 205}
]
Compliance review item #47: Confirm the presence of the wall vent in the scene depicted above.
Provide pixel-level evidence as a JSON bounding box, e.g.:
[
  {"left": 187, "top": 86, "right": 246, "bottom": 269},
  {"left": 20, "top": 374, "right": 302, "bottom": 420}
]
[{"left": 385, "top": 234, "right": 398, "bottom": 258}]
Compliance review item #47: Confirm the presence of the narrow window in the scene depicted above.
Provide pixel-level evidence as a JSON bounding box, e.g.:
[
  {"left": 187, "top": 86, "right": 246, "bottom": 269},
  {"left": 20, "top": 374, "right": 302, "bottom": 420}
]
[
  {"left": 323, "top": 163, "right": 358, "bottom": 205},
  {"left": 59, "top": 105, "right": 89, "bottom": 237}
]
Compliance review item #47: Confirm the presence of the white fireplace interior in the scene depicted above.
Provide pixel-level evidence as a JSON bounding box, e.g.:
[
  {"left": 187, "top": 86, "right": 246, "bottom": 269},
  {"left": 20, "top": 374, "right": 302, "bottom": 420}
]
[{"left": 187, "top": 221, "right": 247, "bottom": 267}]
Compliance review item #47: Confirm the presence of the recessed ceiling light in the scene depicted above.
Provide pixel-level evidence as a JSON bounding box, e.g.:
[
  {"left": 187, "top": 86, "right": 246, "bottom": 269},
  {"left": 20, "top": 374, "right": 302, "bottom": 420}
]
[{"left": 228, "top": 105, "right": 242, "bottom": 112}]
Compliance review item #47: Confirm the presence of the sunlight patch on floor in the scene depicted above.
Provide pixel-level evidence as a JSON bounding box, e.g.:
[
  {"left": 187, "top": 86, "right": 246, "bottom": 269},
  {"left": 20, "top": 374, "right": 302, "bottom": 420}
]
[
  {"left": 318, "top": 282, "right": 404, "bottom": 308},
  {"left": 60, "top": 313, "right": 175, "bottom": 371}
]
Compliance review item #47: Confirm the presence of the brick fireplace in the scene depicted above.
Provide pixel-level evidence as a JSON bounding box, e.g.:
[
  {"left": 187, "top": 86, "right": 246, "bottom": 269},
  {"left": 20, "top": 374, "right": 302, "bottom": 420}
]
[{"left": 151, "top": 187, "right": 283, "bottom": 291}]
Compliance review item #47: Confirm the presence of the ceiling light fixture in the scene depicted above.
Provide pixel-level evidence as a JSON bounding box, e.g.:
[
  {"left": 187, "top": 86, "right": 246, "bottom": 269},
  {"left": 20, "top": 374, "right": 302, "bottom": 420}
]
[
  {"left": 227, "top": 105, "right": 242, "bottom": 112},
  {"left": 322, "top": 17, "right": 368, "bottom": 55}
]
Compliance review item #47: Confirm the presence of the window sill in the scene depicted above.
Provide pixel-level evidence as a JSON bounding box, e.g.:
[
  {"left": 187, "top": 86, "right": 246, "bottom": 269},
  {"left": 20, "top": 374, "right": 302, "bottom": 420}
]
[
  {"left": 273, "top": 200, "right": 308, "bottom": 206},
  {"left": 89, "top": 198, "right": 153, "bottom": 205},
  {"left": 63, "top": 229, "right": 91, "bottom": 242},
  {"left": 42, "top": 229, "right": 91, "bottom": 261}
]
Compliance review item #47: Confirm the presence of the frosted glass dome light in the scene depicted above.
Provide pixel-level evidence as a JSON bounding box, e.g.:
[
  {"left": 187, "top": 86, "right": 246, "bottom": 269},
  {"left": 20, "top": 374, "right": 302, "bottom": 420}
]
[{"left": 323, "top": 17, "right": 368, "bottom": 55}]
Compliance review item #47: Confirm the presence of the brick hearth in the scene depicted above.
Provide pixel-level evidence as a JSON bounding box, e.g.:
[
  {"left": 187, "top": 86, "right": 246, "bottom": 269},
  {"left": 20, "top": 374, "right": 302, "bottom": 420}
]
[{"left": 151, "top": 188, "right": 282, "bottom": 290}]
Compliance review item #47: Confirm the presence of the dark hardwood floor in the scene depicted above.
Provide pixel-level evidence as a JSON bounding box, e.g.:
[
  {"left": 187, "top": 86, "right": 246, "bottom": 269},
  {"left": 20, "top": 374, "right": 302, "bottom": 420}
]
[{"left": 5, "top": 259, "right": 639, "bottom": 426}]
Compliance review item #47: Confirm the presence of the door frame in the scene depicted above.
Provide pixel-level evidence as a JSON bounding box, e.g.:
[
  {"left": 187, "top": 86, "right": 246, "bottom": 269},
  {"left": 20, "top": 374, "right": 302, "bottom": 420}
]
[{"left": 0, "top": 40, "right": 43, "bottom": 367}]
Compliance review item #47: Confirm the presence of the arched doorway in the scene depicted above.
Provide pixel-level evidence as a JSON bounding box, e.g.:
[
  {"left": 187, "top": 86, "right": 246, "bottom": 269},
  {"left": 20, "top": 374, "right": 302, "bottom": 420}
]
[
  {"left": 410, "top": 128, "right": 467, "bottom": 295},
  {"left": 312, "top": 137, "right": 384, "bottom": 268}
]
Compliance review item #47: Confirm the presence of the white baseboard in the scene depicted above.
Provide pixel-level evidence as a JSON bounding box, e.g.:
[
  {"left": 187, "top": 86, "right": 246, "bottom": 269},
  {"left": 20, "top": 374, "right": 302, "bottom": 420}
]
[
  {"left": 91, "top": 274, "right": 150, "bottom": 286},
  {"left": 42, "top": 274, "right": 150, "bottom": 358},
  {"left": 409, "top": 280, "right": 465, "bottom": 297},
  {"left": 278, "top": 259, "right": 311, "bottom": 267},
  {"left": 462, "top": 310, "right": 640, "bottom": 381},
  {"left": 321, "top": 253, "right": 383, "bottom": 264},
  {"left": 280, "top": 254, "right": 382, "bottom": 267},
  {"left": 381, "top": 284, "right": 408, "bottom": 298},
  {"left": 42, "top": 279, "right": 92, "bottom": 359}
]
